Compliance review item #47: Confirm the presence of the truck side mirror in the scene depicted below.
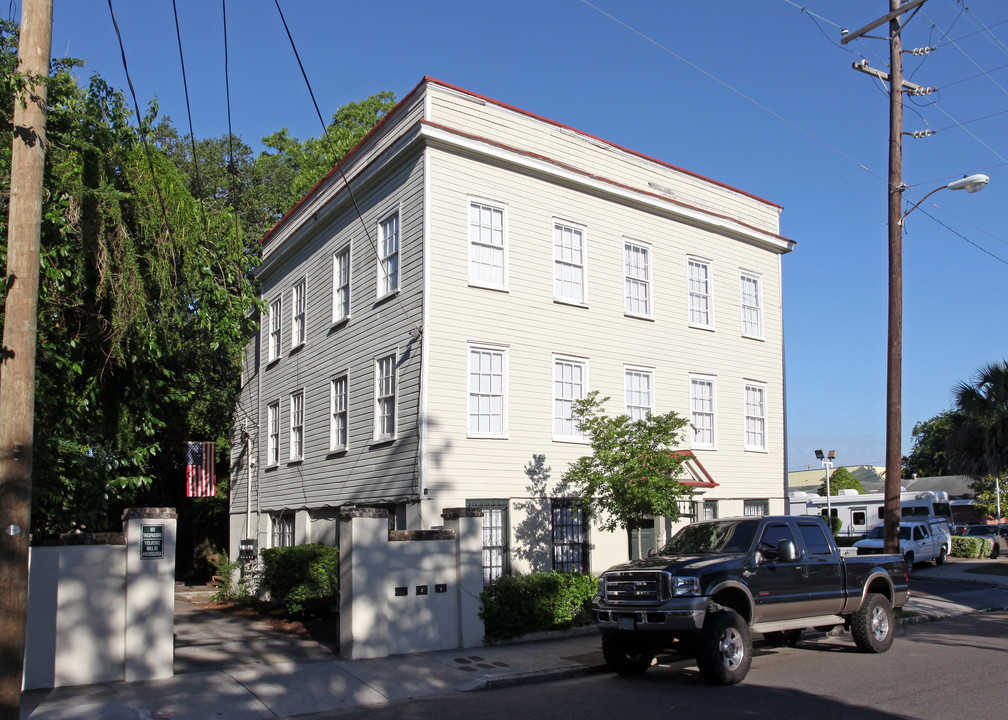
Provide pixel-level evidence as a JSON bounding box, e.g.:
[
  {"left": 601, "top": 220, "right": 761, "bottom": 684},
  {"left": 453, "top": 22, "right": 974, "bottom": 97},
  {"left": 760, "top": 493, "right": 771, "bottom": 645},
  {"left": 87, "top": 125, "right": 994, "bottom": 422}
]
[{"left": 777, "top": 539, "right": 798, "bottom": 562}]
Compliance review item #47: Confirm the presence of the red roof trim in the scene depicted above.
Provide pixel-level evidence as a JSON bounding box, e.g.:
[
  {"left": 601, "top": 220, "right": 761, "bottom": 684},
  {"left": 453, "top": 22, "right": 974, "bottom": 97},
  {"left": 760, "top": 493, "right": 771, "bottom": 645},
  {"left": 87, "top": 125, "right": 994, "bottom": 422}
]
[
  {"left": 674, "top": 450, "right": 719, "bottom": 487},
  {"left": 263, "top": 76, "right": 788, "bottom": 252}
]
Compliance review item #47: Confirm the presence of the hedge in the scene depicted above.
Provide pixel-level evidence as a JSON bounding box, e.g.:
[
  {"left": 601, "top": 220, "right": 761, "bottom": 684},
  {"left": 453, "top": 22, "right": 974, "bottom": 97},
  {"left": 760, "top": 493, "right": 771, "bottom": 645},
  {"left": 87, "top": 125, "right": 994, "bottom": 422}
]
[
  {"left": 259, "top": 544, "right": 339, "bottom": 616},
  {"left": 951, "top": 535, "right": 994, "bottom": 559},
  {"left": 479, "top": 571, "right": 596, "bottom": 641}
]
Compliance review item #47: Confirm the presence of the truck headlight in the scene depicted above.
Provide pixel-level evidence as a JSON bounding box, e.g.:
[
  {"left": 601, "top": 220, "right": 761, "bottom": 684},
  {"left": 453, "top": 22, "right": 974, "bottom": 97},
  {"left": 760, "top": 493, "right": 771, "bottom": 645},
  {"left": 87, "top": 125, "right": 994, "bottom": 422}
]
[{"left": 671, "top": 576, "right": 700, "bottom": 597}]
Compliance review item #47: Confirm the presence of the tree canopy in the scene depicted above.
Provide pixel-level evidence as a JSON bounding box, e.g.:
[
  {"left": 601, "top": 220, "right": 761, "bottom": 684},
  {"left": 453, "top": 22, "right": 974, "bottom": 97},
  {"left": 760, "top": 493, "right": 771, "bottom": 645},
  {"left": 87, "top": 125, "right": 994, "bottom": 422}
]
[
  {"left": 946, "top": 360, "right": 1008, "bottom": 482},
  {"left": 0, "top": 19, "right": 396, "bottom": 551},
  {"left": 817, "top": 466, "right": 865, "bottom": 496},
  {"left": 561, "top": 391, "right": 692, "bottom": 535},
  {"left": 902, "top": 411, "right": 956, "bottom": 478},
  {"left": 945, "top": 360, "right": 1008, "bottom": 519}
]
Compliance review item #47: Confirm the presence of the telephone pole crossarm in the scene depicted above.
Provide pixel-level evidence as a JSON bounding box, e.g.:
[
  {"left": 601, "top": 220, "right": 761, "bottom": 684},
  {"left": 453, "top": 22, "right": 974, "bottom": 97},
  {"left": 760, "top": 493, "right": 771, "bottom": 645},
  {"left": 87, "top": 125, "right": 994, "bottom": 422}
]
[
  {"left": 852, "top": 60, "right": 932, "bottom": 95},
  {"left": 841, "top": 0, "right": 929, "bottom": 45}
]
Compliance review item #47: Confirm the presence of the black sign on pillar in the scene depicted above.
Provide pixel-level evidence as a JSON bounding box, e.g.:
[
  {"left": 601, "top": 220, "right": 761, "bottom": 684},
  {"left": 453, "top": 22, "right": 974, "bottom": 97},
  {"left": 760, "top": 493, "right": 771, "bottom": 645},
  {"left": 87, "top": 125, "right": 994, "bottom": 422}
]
[{"left": 141, "top": 524, "right": 164, "bottom": 559}]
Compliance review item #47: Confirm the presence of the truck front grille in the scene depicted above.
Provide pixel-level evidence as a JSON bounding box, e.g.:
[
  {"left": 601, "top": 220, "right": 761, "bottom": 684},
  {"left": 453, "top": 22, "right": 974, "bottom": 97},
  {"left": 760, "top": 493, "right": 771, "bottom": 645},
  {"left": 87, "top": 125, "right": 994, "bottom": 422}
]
[{"left": 602, "top": 571, "right": 667, "bottom": 604}]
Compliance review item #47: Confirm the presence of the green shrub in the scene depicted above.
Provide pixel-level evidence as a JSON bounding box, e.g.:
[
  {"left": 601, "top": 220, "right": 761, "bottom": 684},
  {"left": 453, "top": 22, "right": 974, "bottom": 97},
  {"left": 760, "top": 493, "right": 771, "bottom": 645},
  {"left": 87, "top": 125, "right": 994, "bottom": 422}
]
[
  {"left": 479, "top": 571, "right": 596, "bottom": 641},
  {"left": 211, "top": 555, "right": 252, "bottom": 603},
  {"left": 259, "top": 544, "right": 339, "bottom": 616},
  {"left": 951, "top": 535, "right": 993, "bottom": 558}
]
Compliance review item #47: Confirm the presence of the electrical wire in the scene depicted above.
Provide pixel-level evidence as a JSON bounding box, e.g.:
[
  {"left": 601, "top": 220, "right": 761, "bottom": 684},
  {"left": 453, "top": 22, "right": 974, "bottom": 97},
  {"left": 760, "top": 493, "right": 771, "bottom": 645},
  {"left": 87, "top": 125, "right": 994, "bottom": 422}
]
[
  {"left": 171, "top": 0, "right": 208, "bottom": 232},
  {"left": 580, "top": 1, "right": 889, "bottom": 188},
  {"left": 272, "top": 0, "right": 419, "bottom": 332},
  {"left": 925, "top": 8, "right": 1008, "bottom": 101},
  {"left": 917, "top": 206, "right": 1008, "bottom": 265},
  {"left": 586, "top": 1, "right": 1007, "bottom": 265},
  {"left": 106, "top": 0, "right": 175, "bottom": 244},
  {"left": 222, "top": 0, "right": 243, "bottom": 267}
]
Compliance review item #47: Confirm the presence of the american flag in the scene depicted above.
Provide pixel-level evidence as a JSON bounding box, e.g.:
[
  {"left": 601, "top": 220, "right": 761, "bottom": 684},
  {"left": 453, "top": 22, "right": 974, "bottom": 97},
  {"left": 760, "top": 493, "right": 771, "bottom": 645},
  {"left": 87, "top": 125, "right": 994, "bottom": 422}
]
[{"left": 186, "top": 441, "right": 216, "bottom": 498}]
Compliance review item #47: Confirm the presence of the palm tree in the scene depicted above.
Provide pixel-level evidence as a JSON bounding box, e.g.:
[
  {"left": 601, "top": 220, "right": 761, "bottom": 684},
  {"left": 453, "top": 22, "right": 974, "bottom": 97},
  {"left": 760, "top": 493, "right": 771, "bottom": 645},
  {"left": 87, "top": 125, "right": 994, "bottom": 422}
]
[{"left": 946, "top": 360, "right": 1008, "bottom": 520}]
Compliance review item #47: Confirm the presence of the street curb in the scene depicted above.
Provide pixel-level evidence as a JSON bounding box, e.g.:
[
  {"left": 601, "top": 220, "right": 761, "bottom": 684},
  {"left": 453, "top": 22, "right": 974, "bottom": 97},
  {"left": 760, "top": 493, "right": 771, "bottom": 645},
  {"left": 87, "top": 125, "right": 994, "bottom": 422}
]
[
  {"left": 897, "top": 605, "right": 1008, "bottom": 626},
  {"left": 481, "top": 605, "right": 1008, "bottom": 692},
  {"left": 482, "top": 663, "right": 609, "bottom": 689}
]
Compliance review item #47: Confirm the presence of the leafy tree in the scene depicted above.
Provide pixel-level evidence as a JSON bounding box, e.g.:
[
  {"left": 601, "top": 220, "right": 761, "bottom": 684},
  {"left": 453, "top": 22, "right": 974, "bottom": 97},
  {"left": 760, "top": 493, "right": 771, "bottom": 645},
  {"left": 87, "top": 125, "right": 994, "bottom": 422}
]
[
  {"left": 946, "top": 360, "right": 1008, "bottom": 520},
  {"left": 902, "top": 410, "right": 956, "bottom": 478},
  {"left": 0, "top": 20, "right": 257, "bottom": 543},
  {"left": 817, "top": 466, "right": 865, "bottom": 496},
  {"left": 967, "top": 475, "right": 1008, "bottom": 521},
  {"left": 256, "top": 91, "right": 398, "bottom": 220},
  {"left": 562, "top": 391, "right": 692, "bottom": 537},
  {"left": 1, "top": 18, "right": 395, "bottom": 566}
]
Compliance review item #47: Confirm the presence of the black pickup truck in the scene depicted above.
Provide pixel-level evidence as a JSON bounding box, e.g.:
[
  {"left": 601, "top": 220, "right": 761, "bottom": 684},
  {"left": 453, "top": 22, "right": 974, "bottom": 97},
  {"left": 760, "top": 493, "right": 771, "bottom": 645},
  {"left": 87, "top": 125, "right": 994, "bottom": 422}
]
[{"left": 593, "top": 515, "right": 909, "bottom": 685}]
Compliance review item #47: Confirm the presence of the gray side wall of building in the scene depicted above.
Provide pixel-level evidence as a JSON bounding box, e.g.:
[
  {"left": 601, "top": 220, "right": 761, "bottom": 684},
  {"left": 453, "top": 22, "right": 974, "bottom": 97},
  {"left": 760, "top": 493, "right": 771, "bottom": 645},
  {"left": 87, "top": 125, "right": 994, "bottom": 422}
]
[{"left": 239, "top": 149, "right": 426, "bottom": 527}]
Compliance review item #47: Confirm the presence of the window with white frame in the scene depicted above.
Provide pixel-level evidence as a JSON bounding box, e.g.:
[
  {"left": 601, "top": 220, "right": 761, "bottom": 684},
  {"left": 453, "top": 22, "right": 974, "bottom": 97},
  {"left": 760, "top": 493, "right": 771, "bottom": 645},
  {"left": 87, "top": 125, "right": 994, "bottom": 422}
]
[
  {"left": 378, "top": 212, "right": 399, "bottom": 298},
  {"left": 330, "top": 373, "right": 348, "bottom": 452},
  {"left": 744, "top": 499, "right": 770, "bottom": 516},
  {"left": 267, "top": 400, "right": 280, "bottom": 466},
  {"left": 553, "top": 356, "right": 587, "bottom": 441},
  {"left": 625, "top": 367, "right": 654, "bottom": 421},
  {"left": 332, "top": 247, "right": 350, "bottom": 324},
  {"left": 468, "top": 345, "right": 507, "bottom": 437},
  {"left": 553, "top": 221, "right": 586, "bottom": 304},
  {"left": 690, "top": 375, "right": 717, "bottom": 449},
  {"left": 744, "top": 382, "right": 768, "bottom": 451},
  {"left": 688, "top": 257, "right": 713, "bottom": 328},
  {"left": 624, "top": 241, "right": 651, "bottom": 317},
  {"left": 289, "top": 390, "right": 304, "bottom": 461},
  {"left": 291, "top": 279, "right": 306, "bottom": 348},
  {"left": 469, "top": 200, "right": 507, "bottom": 289},
  {"left": 740, "top": 270, "right": 763, "bottom": 338},
  {"left": 267, "top": 297, "right": 282, "bottom": 362},
  {"left": 374, "top": 353, "right": 397, "bottom": 441},
  {"left": 272, "top": 514, "right": 294, "bottom": 548},
  {"left": 703, "top": 500, "right": 719, "bottom": 520}
]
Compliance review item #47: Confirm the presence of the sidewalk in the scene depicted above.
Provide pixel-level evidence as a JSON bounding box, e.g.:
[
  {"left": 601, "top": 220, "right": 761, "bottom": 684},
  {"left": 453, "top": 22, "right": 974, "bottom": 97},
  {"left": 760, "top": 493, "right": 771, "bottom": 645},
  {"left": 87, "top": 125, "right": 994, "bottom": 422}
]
[{"left": 20, "top": 557, "right": 1008, "bottom": 720}]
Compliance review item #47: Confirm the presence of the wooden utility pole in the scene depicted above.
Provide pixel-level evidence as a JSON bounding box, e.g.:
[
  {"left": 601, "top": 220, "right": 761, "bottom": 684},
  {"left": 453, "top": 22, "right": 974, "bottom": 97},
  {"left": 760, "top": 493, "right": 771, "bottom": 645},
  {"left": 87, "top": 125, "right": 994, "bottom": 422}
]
[
  {"left": 0, "top": 1, "right": 52, "bottom": 717},
  {"left": 883, "top": 0, "right": 904, "bottom": 557},
  {"left": 842, "top": 0, "right": 930, "bottom": 555}
]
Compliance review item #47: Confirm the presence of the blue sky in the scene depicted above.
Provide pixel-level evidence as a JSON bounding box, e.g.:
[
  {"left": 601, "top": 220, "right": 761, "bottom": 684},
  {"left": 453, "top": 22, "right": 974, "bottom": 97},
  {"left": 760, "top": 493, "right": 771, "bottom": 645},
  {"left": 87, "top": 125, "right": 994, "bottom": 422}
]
[{"left": 39, "top": 1, "right": 1008, "bottom": 472}]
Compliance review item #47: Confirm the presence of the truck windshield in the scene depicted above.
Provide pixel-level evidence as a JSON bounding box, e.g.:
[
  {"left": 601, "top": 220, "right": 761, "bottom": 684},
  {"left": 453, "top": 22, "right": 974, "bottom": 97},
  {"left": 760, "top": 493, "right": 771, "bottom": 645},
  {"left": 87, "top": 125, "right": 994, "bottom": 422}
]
[
  {"left": 866, "top": 525, "right": 911, "bottom": 540},
  {"left": 660, "top": 520, "right": 759, "bottom": 555}
]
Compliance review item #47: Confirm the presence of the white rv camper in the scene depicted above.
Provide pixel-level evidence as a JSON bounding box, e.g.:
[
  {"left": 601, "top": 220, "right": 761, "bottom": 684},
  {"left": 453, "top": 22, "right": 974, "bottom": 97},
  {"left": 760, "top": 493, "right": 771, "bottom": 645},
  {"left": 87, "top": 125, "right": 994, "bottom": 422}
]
[{"left": 787, "top": 489, "right": 953, "bottom": 536}]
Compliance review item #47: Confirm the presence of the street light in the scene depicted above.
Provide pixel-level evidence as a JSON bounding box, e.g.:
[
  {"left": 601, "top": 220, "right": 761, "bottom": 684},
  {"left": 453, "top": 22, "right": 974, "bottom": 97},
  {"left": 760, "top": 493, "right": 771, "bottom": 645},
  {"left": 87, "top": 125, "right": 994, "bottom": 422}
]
[
  {"left": 885, "top": 173, "right": 989, "bottom": 554},
  {"left": 815, "top": 449, "right": 838, "bottom": 529},
  {"left": 899, "top": 174, "right": 989, "bottom": 226}
]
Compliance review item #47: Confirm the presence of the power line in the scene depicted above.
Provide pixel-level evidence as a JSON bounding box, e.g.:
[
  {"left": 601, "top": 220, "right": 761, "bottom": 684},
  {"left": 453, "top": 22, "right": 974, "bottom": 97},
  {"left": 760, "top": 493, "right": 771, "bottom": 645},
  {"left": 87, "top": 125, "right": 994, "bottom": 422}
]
[
  {"left": 917, "top": 206, "right": 1008, "bottom": 265},
  {"left": 171, "top": 0, "right": 208, "bottom": 231},
  {"left": 107, "top": 0, "right": 175, "bottom": 245},
  {"left": 272, "top": 0, "right": 419, "bottom": 332},
  {"left": 580, "top": 0, "right": 887, "bottom": 187},
  {"left": 222, "top": 0, "right": 242, "bottom": 258}
]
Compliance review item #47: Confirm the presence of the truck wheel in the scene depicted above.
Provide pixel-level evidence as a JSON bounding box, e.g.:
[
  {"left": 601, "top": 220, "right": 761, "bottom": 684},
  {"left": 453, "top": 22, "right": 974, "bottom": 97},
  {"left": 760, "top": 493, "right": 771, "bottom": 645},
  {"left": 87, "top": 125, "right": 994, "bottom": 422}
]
[
  {"left": 992, "top": 544, "right": 1000, "bottom": 559},
  {"left": 602, "top": 634, "right": 654, "bottom": 675},
  {"left": 903, "top": 552, "right": 914, "bottom": 574},
  {"left": 935, "top": 546, "right": 948, "bottom": 566},
  {"left": 697, "top": 610, "right": 752, "bottom": 685},
  {"left": 850, "top": 592, "right": 894, "bottom": 653}
]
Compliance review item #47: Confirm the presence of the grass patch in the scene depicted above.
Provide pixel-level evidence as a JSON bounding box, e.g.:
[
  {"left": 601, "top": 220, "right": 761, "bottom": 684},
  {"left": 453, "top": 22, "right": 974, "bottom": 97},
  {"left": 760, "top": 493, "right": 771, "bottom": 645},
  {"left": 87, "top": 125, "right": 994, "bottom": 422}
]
[{"left": 966, "top": 563, "right": 1008, "bottom": 577}]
